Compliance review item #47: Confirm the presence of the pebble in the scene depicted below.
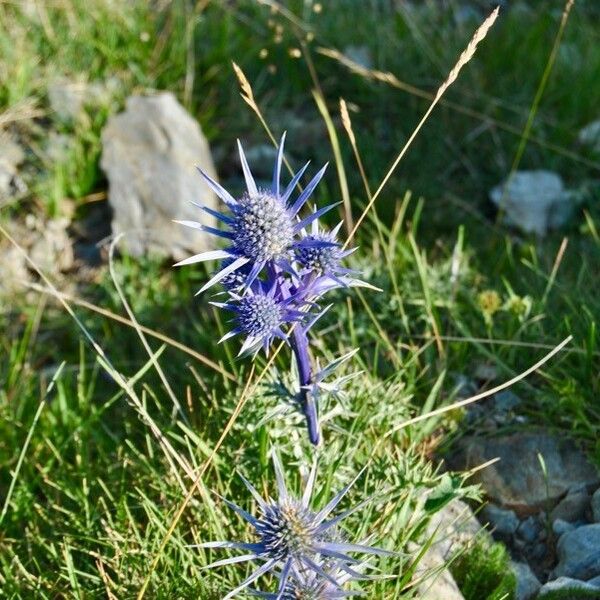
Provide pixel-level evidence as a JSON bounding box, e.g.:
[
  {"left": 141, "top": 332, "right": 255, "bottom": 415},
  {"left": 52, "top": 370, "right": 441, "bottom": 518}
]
[
  {"left": 552, "top": 518, "right": 576, "bottom": 537},
  {"left": 481, "top": 504, "right": 519, "bottom": 539},
  {"left": 553, "top": 523, "right": 600, "bottom": 580},
  {"left": 550, "top": 487, "right": 591, "bottom": 523},
  {"left": 511, "top": 561, "right": 541, "bottom": 600}
]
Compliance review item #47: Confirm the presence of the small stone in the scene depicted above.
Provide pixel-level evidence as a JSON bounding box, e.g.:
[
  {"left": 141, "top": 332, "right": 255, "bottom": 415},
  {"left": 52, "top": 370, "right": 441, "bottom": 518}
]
[
  {"left": 0, "top": 135, "right": 27, "bottom": 201},
  {"left": 489, "top": 170, "right": 576, "bottom": 235},
  {"left": 100, "top": 92, "right": 219, "bottom": 260},
  {"left": 481, "top": 504, "right": 519, "bottom": 538},
  {"left": 537, "top": 576, "right": 600, "bottom": 598},
  {"left": 510, "top": 561, "right": 541, "bottom": 600},
  {"left": 550, "top": 488, "right": 591, "bottom": 523},
  {"left": 530, "top": 541, "right": 548, "bottom": 562},
  {"left": 553, "top": 524, "right": 600, "bottom": 580},
  {"left": 29, "top": 217, "right": 74, "bottom": 274},
  {"left": 553, "top": 518, "right": 576, "bottom": 537},
  {"left": 517, "top": 516, "right": 541, "bottom": 544},
  {"left": 473, "top": 363, "right": 498, "bottom": 382},
  {"left": 48, "top": 76, "right": 120, "bottom": 123},
  {"left": 592, "top": 488, "right": 600, "bottom": 523},
  {"left": 579, "top": 120, "right": 600, "bottom": 154},
  {"left": 493, "top": 390, "right": 521, "bottom": 413},
  {"left": 0, "top": 243, "right": 30, "bottom": 303}
]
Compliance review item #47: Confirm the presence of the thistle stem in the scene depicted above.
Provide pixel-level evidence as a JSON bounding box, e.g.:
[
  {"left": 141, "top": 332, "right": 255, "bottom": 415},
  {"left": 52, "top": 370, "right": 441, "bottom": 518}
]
[{"left": 290, "top": 326, "right": 320, "bottom": 445}]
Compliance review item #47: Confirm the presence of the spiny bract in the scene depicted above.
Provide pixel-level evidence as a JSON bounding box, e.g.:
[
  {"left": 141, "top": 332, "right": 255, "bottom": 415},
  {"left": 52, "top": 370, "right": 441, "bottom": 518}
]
[{"left": 192, "top": 453, "right": 391, "bottom": 599}]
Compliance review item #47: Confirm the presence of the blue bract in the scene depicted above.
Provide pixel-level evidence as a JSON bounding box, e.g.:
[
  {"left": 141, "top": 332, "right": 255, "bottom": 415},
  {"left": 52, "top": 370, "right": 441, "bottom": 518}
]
[
  {"left": 175, "top": 134, "right": 374, "bottom": 445},
  {"left": 191, "top": 453, "right": 390, "bottom": 599}
]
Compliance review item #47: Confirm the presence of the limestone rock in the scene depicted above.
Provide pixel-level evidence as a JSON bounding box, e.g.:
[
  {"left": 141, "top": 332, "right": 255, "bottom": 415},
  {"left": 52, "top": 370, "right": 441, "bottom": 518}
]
[
  {"left": 413, "top": 500, "right": 486, "bottom": 600},
  {"left": 101, "top": 93, "right": 218, "bottom": 260},
  {"left": 489, "top": 170, "right": 575, "bottom": 236},
  {"left": 448, "top": 432, "right": 599, "bottom": 515}
]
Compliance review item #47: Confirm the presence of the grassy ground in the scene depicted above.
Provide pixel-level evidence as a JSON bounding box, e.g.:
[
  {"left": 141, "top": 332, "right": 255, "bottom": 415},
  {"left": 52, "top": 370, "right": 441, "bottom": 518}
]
[{"left": 1, "top": 0, "right": 599, "bottom": 598}]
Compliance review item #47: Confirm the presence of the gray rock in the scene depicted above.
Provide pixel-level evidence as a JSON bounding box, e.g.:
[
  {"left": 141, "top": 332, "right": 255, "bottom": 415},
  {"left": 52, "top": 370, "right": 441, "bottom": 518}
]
[
  {"left": 493, "top": 390, "right": 521, "bottom": 413},
  {"left": 517, "top": 515, "right": 541, "bottom": 543},
  {"left": 415, "top": 546, "right": 465, "bottom": 600},
  {"left": 553, "top": 518, "right": 577, "bottom": 537},
  {"left": 537, "top": 576, "right": 600, "bottom": 598},
  {"left": 489, "top": 170, "right": 576, "bottom": 235},
  {"left": 554, "top": 524, "right": 600, "bottom": 580},
  {"left": 414, "top": 500, "right": 486, "bottom": 600},
  {"left": 481, "top": 503, "right": 519, "bottom": 538},
  {"left": 48, "top": 76, "right": 120, "bottom": 123},
  {"left": 0, "top": 244, "right": 29, "bottom": 302},
  {"left": 579, "top": 120, "right": 600, "bottom": 154},
  {"left": 588, "top": 575, "right": 600, "bottom": 588},
  {"left": 101, "top": 93, "right": 218, "bottom": 260},
  {"left": 551, "top": 488, "right": 591, "bottom": 523},
  {"left": 0, "top": 135, "right": 27, "bottom": 201},
  {"left": 592, "top": 488, "right": 600, "bottom": 523},
  {"left": 511, "top": 561, "right": 541, "bottom": 600},
  {"left": 448, "top": 432, "right": 600, "bottom": 516}
]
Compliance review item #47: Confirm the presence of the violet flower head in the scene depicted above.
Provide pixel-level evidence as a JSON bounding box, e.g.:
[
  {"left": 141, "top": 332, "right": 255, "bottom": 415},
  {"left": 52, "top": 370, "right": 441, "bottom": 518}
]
[
  {"left": 213, "top": 283, "right": 309, "bottom": 356},
  {"left": 174, "top": 133, "right": 336, "bottom": 294},
  {"left": 193, "top": 453, "right": 390, "bottom": 599}
]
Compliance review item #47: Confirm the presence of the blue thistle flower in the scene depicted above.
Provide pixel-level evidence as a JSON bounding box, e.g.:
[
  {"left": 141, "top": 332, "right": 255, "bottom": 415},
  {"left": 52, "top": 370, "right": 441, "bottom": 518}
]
[
  {"left": 212, "top": 283, "right": 309, "bottom": 356},
  {"left": 174, "top": 134, "right": 378, "bottom": 444},
  {"left": 174, "top": 133, "right": 337, "bottom": 295},
  {"left": 295, "top": 221, "right": 351, "bottom": 276},
  {"left": 192, "top": 453, "right": 391, "bottom": 599}
]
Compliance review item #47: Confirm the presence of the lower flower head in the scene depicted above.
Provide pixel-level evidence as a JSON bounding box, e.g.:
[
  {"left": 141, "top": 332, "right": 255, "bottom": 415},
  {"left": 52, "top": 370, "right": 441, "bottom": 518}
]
[
  {"left": 257, "top": 500, "right": 321, "bottom": 561},
  {"left": 237, "top": 293, "right": 283, "bottom": 339}
]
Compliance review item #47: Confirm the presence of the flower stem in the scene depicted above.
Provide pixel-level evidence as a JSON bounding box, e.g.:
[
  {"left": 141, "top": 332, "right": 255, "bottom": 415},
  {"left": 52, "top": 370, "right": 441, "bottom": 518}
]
[{"left": 290, "top": 326, "right": 320, "bottom": 445}]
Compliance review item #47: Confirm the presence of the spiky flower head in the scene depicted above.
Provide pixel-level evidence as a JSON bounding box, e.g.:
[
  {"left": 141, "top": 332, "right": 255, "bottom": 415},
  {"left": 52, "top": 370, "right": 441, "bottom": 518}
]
[
  {"left": 212, "top": 283, "right": 309, "bottom": 356},
  {"left": 232, "top": 191, "right": 294, "bottom": 263},
  {"left": 193, "top": 453, "right": 391, "bottom": 599},
  {"left": 174, "top": 133, "right": 336, "bottom": 294}
]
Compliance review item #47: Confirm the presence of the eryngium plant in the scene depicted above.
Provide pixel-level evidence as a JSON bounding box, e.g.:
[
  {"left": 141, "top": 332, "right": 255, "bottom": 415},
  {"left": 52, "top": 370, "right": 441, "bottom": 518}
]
[
  {"left": 175, "top": 134, "right": 372, "bottom": 445},
  {"left": 192, "top": 453, "right": 390, "bottom": 599}
]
